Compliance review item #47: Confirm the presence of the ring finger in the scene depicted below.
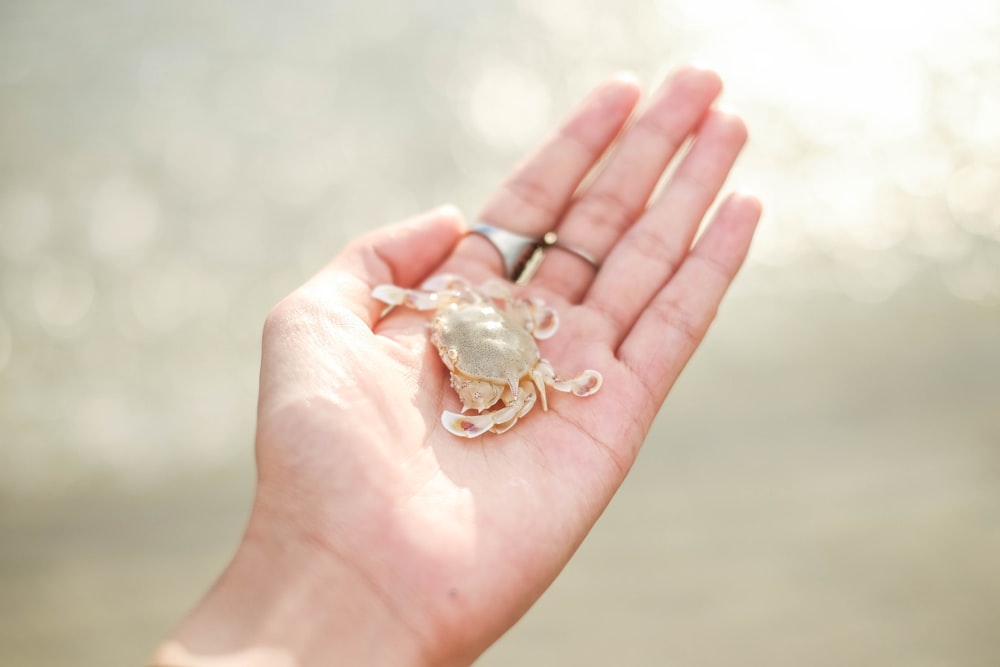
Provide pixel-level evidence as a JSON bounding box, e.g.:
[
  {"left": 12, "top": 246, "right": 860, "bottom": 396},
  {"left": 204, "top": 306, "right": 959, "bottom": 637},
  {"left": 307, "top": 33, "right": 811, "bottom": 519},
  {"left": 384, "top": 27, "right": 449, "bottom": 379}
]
[{"left": 530, "top": 66, "right": 723, "bottom": 301}]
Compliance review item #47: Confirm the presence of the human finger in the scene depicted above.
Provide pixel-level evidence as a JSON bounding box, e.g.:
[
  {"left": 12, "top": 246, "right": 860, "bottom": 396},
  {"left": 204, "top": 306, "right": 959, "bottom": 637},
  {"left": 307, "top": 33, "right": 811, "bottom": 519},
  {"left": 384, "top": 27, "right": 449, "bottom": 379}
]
[
  {"left": 585, "top": 109, "right": 748, "bottom": 347},
  {"left": 440, "top": 75, "right": 641, "bottom": 281},
  {"left": 530, "top": 66, "right": 723, "bottom": 299},
  {"left": 616, "top": 193, "right": 761, "bottom": 415},
  {"left": 293, "top": 205, "right": 467, "bottom": 328}
]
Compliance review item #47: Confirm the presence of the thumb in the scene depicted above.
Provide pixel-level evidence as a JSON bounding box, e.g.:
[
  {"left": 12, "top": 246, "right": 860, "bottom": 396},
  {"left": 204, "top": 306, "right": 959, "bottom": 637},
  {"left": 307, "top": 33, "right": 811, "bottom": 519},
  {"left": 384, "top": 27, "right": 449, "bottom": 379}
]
[{"left": 303, "top": 205, "right": 467, "bottom": 327}]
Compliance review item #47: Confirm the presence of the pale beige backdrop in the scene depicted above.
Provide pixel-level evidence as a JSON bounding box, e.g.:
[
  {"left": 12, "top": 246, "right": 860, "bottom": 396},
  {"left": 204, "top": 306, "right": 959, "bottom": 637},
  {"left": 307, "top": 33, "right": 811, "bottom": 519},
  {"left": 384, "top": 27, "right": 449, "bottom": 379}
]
[{"left": 1, "top": 0, "right": 998, "bottom": 665}]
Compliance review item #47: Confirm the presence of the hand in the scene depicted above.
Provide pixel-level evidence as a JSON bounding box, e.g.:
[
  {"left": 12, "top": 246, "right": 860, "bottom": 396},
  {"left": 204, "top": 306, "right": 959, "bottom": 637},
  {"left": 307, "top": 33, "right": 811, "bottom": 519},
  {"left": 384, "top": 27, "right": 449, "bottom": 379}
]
[{"left": 154, "top": 67, "right": 761, "bottom": 666}]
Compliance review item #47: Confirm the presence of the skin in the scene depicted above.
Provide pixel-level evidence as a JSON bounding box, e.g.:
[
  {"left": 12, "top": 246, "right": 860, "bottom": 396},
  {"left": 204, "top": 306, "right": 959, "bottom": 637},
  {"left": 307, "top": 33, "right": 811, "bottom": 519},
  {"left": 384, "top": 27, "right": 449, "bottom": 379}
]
[{"left": 153, "top": 66, "right": 762, "bottom": 666}]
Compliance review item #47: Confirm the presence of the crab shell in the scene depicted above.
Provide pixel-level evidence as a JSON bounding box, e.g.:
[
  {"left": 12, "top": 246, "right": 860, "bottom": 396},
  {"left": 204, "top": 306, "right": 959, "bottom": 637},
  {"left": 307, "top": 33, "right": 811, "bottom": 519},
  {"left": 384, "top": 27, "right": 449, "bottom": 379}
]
[
  {"left": 371, "top": 275, "right": 602, "bottom": 437},
  {"left": 431, "top": 301, "right": 539, "bottom": 413}
]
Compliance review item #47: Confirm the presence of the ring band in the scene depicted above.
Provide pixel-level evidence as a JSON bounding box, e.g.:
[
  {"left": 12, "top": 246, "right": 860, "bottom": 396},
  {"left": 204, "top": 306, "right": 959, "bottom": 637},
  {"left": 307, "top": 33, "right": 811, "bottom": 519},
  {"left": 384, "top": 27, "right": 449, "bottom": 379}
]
[
  {"left": 468, "top": 222, "right": 600, "bottom": 284},
  {"left": 469, "top": 222, "right": 542, "bottom": 282},
  {"left": 541, "top": 231, "right": 600, "bottom": 271}
]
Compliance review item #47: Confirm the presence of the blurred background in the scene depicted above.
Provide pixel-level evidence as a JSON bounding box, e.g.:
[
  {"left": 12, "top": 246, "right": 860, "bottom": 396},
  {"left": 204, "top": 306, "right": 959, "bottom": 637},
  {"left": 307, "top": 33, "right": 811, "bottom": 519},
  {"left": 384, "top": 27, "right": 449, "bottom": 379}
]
[{"left": 1, "top": 0, "right": 998, "bottom": 664}]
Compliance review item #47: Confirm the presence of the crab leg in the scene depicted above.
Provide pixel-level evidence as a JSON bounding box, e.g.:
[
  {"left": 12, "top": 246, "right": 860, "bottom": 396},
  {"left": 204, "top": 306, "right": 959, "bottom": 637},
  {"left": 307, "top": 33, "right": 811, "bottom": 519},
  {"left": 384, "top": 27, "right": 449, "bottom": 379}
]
[
  {"left": 442, "top": 380, "right": 537, "bottom": 438},
  {"left": 371, "top": 285, "right": 445, "bottom": 312},
  {"left": 478, "top": 282, "right": 559, "bottom": 340},
  {"left": 477, "top": 279, "right": 514, "bottom": 301},
  {"left": 421, "top": 274, "right": 471, "bottom": 292},
  {"left": 492, "top": 381, "right": 537, "bottom": 434},
  {"left": 531, "top": 359, "right": 602, "bottom": 412},
  {"left": 374, "top": 275, "right": 476, "bottom": 317},
  {"left": 523, "top": 299, "right": 559, "bottom": 339}
]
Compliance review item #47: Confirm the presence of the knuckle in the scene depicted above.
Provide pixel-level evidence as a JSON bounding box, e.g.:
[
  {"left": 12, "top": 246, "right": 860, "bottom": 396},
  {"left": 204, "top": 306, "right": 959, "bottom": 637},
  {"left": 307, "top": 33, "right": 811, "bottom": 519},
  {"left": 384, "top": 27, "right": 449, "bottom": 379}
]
[
  {"left": 501, "top": 177, "right": 563, "bottom": 221},
  {"left": 690, "top": 251, "right": 734, "bottom": 285},
  {"left": 263, "top": 292, "right": 314, "bottom": 337},
  {"left": 571, "top": 189, "right": 639, "bottom": 233},
  {"left": 588, "top": 296, "right": 630, "bottom": 339},
  {"left": 634, "top": 113, "right": 685, "bottom": 147},
  {"left": 673, "top": 170, "right": 716, "bottom": 201},
  {"left": 652, "top": 297, "right": 711, "bottom": 349},
  {"left": 627, "top": 225, "right": 681, "bottom": 271}
]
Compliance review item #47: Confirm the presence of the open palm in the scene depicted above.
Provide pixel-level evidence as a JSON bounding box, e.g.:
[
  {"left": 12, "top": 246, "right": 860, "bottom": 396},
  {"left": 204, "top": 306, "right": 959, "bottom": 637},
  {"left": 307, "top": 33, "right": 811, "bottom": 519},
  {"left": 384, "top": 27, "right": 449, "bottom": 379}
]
[{"left": 161, "top": 67, "right": 761, "bottom": 667}]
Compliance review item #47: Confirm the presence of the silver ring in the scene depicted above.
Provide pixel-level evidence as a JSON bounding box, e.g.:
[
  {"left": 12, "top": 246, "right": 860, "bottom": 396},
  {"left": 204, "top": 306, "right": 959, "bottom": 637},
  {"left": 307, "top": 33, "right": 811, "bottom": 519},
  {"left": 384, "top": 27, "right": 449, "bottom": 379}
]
[
  {"left": 469, "top": 222, "right": 542, "bottom": 282},
  {"left": 541, "top": 231, "right": 600, "bottom": 271}
]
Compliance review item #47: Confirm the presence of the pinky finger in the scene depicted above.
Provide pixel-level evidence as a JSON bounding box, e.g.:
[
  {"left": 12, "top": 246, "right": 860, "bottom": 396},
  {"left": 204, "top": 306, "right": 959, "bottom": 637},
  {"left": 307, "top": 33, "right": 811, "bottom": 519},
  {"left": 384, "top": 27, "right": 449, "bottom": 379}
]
[{"left": 617, "top": 193, "right": 762, "bottom": 407}]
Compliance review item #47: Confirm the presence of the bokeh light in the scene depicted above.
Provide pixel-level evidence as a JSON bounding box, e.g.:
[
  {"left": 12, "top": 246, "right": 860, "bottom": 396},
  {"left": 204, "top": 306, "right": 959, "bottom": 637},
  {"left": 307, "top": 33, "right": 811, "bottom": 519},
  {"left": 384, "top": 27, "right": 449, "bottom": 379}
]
[{"left": 1, "top": 0, "right": 998, "bottom": 664}]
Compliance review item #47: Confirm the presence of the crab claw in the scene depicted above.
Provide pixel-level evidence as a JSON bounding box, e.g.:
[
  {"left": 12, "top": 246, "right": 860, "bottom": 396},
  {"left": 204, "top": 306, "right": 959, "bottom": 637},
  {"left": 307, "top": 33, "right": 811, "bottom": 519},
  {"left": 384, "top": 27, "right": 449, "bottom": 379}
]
[
  {"left": 372, "top": 284, "right": 440, "bottom": 311},
  {"left": 442, "top": 411, "right": 497, "bottom": 438},
  {"left": 442, "top": 401, "right": 519, "bottom": 438},
  {"left": 442, "top": 383, "right": 534, "bottom": 438}
]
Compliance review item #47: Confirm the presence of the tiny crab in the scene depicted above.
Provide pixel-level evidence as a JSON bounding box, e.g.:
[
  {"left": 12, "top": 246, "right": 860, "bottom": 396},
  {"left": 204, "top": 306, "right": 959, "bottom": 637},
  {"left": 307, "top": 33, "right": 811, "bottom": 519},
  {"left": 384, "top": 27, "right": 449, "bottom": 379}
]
[{"left": 372, "top": 275, "right": 602, "bottom": 438}]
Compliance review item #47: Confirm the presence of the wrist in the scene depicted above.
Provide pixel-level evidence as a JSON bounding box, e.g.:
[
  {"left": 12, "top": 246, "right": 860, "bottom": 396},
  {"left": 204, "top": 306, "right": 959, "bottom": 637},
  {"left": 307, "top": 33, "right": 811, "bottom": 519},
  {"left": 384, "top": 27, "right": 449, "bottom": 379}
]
[{"left": 151, "top": 515, "right": 429, "bottom": 667}]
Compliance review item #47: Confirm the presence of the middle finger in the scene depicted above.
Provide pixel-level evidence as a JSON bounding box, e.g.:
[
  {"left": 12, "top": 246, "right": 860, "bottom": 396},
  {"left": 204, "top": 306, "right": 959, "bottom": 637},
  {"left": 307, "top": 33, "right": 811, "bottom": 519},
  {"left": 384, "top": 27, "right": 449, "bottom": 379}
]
[
  {"left": 530, "top": 67, "right": 723, "bottom": 300},
  {"left": 438, "top": 75, "right": 642, "bottom": 284}
]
